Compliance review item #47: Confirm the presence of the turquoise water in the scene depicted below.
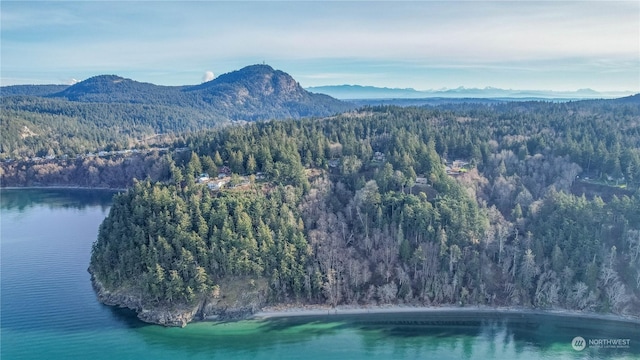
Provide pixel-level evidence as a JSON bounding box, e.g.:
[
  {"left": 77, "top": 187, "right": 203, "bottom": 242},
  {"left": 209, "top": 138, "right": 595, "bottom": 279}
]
[{"left": 1, "top": 189, "right": 639, "bottom": 359}]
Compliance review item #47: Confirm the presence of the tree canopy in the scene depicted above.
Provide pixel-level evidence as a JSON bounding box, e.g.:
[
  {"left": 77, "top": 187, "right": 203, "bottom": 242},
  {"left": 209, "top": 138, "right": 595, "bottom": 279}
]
[{"left": 89, "top": 101, "right": 640, "bottom": 317}]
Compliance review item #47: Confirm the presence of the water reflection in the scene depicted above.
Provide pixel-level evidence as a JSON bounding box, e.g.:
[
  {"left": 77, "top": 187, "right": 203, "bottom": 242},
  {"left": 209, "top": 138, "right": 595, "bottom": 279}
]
[
  {"left": 131, "top": 311, "right": 640, "bottom": 359},
  {"left": 135, "top": 318, "right": 348, "bottom": 357},
  {"left": 0, "top": 188, "right": 117, "bottom": 212}
]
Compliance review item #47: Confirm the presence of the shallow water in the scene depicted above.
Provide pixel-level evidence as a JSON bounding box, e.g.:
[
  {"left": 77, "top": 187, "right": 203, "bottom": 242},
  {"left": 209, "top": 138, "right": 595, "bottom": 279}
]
[{"left": 1, "top": 189, "right": 638, "bottom": 359}]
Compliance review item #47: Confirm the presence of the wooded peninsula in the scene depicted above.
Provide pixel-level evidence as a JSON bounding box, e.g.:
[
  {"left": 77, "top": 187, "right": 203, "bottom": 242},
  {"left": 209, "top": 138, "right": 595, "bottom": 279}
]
[
  {"left": 87, "top": 101, "right": 640, "bottom": 325},
  {"left": 2, "top": 67, "right": 639, "bottom": 326}
]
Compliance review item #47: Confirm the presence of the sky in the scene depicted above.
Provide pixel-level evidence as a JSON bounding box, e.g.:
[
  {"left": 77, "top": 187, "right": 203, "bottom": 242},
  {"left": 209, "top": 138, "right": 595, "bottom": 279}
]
[{"left": 1, "top": 1, "right": 639, "bottom": 92}]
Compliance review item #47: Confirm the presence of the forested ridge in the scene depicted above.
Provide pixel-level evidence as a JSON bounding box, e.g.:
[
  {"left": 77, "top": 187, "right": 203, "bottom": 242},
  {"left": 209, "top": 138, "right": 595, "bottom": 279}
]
[
  {"left": 0, "top": 95, "right": 218, "bottom": 158},
  {"left": 0, "top": 65, "right": 350, "bottom": 159},
  {"left": 89, "top": 99, "right": 640, "bottom": 323}
]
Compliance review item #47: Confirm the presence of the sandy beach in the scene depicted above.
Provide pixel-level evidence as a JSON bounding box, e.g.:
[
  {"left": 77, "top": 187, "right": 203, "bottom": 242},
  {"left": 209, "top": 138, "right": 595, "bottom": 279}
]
[{"left": 251, "top": 304, "right": 640, "bottom": 324}]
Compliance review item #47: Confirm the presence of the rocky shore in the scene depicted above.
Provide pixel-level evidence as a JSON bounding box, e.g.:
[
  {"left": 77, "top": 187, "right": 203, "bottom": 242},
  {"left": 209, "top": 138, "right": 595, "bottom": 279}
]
[
  {"left": 89, "top": 271, "right": 640, "bottom": 327},
  {"left": 90, "top": 273, "right": 197, "bottom": 327},
  {"left": 89, "top": 271, "right": 264, "bottom": 327}
]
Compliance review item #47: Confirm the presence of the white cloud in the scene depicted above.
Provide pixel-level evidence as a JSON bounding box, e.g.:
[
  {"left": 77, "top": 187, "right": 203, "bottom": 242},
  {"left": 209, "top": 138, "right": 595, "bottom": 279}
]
[{"left": 202, "top": 71, "right": 215, "bottom": 83}]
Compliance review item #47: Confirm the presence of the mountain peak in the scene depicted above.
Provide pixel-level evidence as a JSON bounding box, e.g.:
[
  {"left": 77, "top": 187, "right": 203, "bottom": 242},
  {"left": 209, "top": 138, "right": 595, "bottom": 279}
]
[
  {"left": 68, "top": 75, "right": 135, "bottom": 90},
  {"left": 189, "top": 64, "right": 307, "bottom": 100},
  {"left": 183, "top": 64, "right": 350, "bottom": 119},
  {"left": 239, "top": 63, "right": 275, "bottom": 73},
  {"left": 84, "top": 74, "right": 126, "bottom": 82},
  {"left": 54, "top": 75, "right": 159, "bottom": 102},
  {"left": 576, "top": 88, "right": 598, "bottom": 94},
  {"left": 203, "top": 64, "right": 289, "bottom": 86},
  {"left": 38, "top": 64, "right": 349, "bottom": 120}
]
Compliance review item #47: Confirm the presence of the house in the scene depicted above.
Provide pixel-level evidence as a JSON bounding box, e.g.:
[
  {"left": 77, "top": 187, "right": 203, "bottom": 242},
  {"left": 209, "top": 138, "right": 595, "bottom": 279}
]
[
  {"left": 415, "top": 177, "right": 428, "bottom": 185},
  {"left": 373, "top": 151, "right": 386, "bottom": 162},
  {"left": 208, "top": 181, "right": 226, "bottom": 191},
  {"left": 197, "top": 173, "right": 210, "bottom": 183},
  {"left": 452, "top": 160, "right": 469, "bottom": 169},
  {"left": 443, "top": 159, "right": 469, "bottom": 176},
  {"left": 445, "top": 165, "right": 461, "bottom": 176}
]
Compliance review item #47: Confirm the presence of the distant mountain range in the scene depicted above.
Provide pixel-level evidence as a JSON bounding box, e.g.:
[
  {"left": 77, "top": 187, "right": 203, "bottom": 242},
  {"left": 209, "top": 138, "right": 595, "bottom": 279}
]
[
  {"left": 0, "top": 65, "right": 352, "bottom": 158},
  {"left": 306, "top": 84, "right": 635, "bottom": 100},
  {"left": 2, "top": 65, "right": 351, "bottom": 121}
]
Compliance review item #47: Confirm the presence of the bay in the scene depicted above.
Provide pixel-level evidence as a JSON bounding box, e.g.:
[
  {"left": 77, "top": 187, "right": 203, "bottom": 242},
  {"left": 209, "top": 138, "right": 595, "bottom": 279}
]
[{"left": 1, "top": 189, "right": 638, "bottom": 359}]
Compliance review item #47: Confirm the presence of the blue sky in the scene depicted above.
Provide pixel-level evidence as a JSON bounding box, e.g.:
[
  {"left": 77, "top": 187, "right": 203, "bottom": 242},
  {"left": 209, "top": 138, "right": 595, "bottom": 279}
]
[{"left": 1, "top": 1, "right": 638, "bottom": 92}]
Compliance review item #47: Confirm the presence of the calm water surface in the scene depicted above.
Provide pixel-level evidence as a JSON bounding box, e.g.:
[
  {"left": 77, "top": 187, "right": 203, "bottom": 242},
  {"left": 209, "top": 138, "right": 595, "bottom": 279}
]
[{"left": 1, "top": 189, "right": 638, "bottom": 359}]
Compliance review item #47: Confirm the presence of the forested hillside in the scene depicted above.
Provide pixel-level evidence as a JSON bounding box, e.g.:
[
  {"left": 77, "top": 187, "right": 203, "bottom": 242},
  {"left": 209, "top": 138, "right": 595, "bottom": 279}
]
[
  {"left": 89, "top": 99, "right": 640, "bottom": 325},
  {"left": 0, "top": 96, "right": 217, "bottom": 158},
  {"left": 0, "top": 65, "right": 351, "bottom": 160},
  {"left": 1, "top": 84, "right": 69, "bottom": 97}
]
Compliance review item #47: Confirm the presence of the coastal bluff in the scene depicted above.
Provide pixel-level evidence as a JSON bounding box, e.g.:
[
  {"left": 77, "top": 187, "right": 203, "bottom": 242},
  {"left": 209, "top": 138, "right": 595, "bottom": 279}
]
[{"left": 89, "top": 271, "right": 264, "bottom": 327}]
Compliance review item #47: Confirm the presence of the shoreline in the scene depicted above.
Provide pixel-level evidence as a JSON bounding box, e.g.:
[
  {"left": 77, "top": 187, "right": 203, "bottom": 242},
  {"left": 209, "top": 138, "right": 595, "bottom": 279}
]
[{"left": 249, "top": 304, "right": 640, "bottom": 324}]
